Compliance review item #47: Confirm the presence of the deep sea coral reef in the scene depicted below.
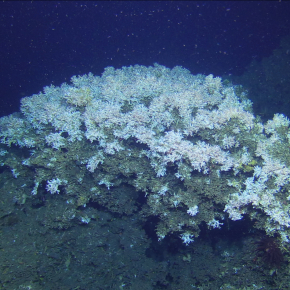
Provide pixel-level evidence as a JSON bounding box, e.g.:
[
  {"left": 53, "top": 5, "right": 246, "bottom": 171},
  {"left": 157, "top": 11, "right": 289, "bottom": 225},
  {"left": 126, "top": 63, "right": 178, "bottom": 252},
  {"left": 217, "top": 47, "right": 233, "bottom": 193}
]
[{"left": 1, "top": 63, "right": 290, "bottom": 246}]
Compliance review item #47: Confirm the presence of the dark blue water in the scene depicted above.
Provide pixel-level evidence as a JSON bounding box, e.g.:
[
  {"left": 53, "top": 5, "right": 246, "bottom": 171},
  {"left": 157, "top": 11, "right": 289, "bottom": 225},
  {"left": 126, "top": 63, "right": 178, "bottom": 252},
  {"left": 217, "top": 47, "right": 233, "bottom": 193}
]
[{"left": 1, "top": 1, "right": 290, "bottom": 117}]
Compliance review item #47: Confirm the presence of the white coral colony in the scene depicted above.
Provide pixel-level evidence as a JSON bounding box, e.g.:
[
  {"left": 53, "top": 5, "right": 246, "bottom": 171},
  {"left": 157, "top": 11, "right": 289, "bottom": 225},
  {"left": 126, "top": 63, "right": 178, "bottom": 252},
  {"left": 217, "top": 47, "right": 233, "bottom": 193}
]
[{"left": 1, "top": 64, "right": 290, "bottom": 244}]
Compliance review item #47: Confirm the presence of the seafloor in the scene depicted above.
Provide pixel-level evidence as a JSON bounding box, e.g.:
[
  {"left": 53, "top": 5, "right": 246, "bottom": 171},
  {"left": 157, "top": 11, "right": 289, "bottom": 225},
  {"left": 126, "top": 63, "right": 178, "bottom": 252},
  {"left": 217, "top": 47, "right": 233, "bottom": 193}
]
[{"left": 0, "top": 166, "right": 289, "bottom": 290}]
